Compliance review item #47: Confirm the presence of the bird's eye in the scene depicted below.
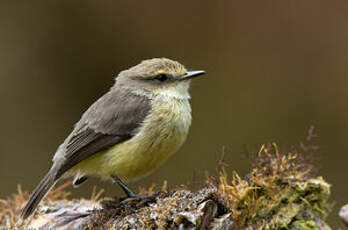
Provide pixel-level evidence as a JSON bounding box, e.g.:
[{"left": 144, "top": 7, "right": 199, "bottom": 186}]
[{"left": 155, "top": 74, "right": 168, "bottom": 82}]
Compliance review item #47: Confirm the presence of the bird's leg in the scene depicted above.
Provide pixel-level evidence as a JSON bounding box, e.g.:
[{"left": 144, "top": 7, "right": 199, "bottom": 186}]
[
  {"left": 111, "top": 174, "right": 138, "bottom": 197},
  {"left": 111, "top": 174, "right": 155, "bottom": 201}
]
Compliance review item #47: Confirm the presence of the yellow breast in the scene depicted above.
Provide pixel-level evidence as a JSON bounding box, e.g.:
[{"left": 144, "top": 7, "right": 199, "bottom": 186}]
[{"left": 74, "top": 97, "right": 192, "bottom": 182}]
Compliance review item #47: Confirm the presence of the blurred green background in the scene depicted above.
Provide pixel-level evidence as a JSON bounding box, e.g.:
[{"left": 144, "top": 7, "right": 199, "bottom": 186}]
[{"left": 1, "top": 0, "right": 348, "bottom": 228}]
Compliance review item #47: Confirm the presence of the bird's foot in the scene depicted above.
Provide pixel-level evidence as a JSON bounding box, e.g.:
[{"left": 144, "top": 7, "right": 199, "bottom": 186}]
[{"left": 110, "top": 174, "right": 158, "bottom": 206}]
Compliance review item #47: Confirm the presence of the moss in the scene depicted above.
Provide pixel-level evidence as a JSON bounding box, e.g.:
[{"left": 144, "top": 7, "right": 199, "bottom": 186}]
[
  {"left": 207, "top": 142, "right": 332, "bottom": 229},
  {"left": 288, "top": 210, "right": 331, "bottom": 230}
]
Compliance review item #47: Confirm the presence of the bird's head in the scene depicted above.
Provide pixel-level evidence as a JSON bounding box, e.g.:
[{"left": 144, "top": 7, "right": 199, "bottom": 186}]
[{"left": 116, "top": 58, "right": 205, "bottom": 99}]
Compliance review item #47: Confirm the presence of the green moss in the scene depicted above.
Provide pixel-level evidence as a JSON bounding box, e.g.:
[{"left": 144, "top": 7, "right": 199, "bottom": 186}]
[
  {"left": 288, "top": 210, "right": 331, "bottom": 230},
  {"left": 209, "top": 142, "right": 332, "bottom": 229},
  {"left": 290, "top": 220, "right": 317, "bottom": 230}
]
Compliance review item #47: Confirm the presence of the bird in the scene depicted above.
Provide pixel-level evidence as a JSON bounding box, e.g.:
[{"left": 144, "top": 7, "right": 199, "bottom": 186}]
[{"left": 20, "top": 57, "right": 205, "bottom": 219}]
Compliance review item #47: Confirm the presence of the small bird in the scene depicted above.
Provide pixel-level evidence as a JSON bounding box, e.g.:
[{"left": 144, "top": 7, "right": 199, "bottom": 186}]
[{"left": 21, "top": 58, "right": 205, "bottom": 219}]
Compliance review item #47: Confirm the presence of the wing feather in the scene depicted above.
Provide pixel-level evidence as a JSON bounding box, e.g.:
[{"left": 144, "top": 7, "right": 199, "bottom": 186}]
[{"left": 55, "top": 87, "right": 151, "bottom": 179}]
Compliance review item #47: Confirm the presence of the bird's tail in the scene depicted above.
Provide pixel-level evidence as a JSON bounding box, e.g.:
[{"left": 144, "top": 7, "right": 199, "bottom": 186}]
[{"left": 20, "top": 167, "right": 58, "bottom": 220}]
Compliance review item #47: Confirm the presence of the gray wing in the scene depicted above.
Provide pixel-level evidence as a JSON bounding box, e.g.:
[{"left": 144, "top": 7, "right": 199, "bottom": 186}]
[{"left": 55, "top": 87, "right": 151, "bottom": 179}]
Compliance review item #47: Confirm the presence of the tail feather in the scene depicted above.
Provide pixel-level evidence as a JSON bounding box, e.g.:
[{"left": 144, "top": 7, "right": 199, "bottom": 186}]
[{"left": 20, "top": 169, "right": 58, "bottom": 219}]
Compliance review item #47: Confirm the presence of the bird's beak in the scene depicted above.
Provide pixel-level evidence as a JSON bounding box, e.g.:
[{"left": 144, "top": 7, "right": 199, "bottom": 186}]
[{"left": 180, "top": 70, "right": 205, "bottom": 80}]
